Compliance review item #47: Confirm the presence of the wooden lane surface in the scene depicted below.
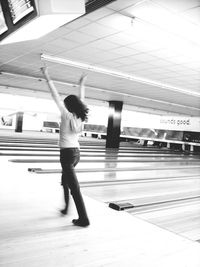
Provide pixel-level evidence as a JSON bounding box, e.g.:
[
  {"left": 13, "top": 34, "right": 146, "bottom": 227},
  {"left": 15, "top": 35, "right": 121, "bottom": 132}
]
[
  {"left": 132, "top": 198, "right": 200, "bottom": 241},
  {"left": 0, "top": 141, "right": 188, "bottom": 155},
  {"left": 0, "top": 146, "right": 187, "bottom": 153},
  {"left": 7, "top": 154, "right": 200, "bottom": 170},
  {"left": 0, "top": 141, "right": 190, "bottom": 153},
  {"left": 9, "top": 156, "right": 200, "bottom": 163},
  {"left": 1, "top": 156, "right": 200, "bottom": 267},
  {"left": 2, "top": 138, "right": 199, "bottom": 202},
  {"left": 0, "top": 132, "right": 197, "bottom": 152},
  {"left": 3, "top": 139, "right": 200, "bottom": 210},
  {"left": 1, "top": 133, "right": 200, "bottom": 246},
  {"left": 81, "top": 176, "right": 200, "bottom": 203},
  {"left": 81, "top": 176, "right": 200, "bottom": 242},
  {"left": 26, "top": 164, "right": 200, "bottom": 173},
  {"left": 0, "top": 151, "right": 191, "bottom": 158},
  {"left": 11, "top": 159, "right": 200, "bottom": 187},
  {"left": 0, "top": 147, "right": 188, "bottom": 155}
]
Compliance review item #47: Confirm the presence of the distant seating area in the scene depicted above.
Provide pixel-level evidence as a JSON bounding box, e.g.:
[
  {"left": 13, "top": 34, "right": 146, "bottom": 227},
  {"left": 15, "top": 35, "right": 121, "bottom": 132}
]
[
  {"left": 39, "top": 122, "right": 200, "bottom": 152},
  {"left": 83, "top": 124, "right": 107, "bottom": 139},
  {"left": 121, "top": 127, "right": 200, "bottom": 153},
  {"left": 84, "top": 124, "right": 107, "bottom": 133},
  {"left": 41, "top": 121, "right": 60, "bottom": 133}
]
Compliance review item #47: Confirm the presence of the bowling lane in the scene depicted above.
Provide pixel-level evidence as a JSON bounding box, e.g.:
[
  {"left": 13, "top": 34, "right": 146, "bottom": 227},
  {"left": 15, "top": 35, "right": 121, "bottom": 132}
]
[
  {"left": 0, "top": 144, "right": 188, "bottom": 154},
  {"left": 0, "top": 148, "right": 198, "bottom": 158},
  {"left": 0, "top": 142, "right": 176, "bottom": 151},
  {"left": 11, "top": 155, "right": 200, "bottom": 163},
  {"left": 81, "top": 176, "right": 200, "bottom": 204},
  {"left": 7, "top": 153, "right": 200, "bottom": 170},
  {"left": 1, "top": 146, "right": 186, "bottom": 154},
  {"left": 7, "top": 157, "right": 200, "bottom": 188},
  {"left": 77, "top": 168, "right": 200, "bottom": 184},
  {"left": 131, "top": 198, "right": 200, "bottom": 242},
  {"left": 1, "top": 133, "right": 200, "bottom": 244}
]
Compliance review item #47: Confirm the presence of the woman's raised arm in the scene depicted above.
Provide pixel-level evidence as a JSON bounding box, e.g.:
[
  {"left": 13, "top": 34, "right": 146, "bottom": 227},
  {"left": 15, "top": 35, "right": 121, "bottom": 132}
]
[
  {"left": 41, "top": 67, "right": 64, "bottom": 112},
  {"left": 78, "top": 74, "right": 87, "bottom": 102}
]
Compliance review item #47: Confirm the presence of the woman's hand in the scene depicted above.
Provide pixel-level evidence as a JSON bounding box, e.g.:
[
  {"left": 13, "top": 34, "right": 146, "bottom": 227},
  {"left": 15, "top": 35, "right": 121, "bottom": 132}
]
[
  {"left": 41, "top": 66, "right": 51, "bottom": 81},
  {"left": 79, "top": 74, "right": 88, "bottom": 86},
  {"left": 78, "top": 74, "right": 87, "bottom": 101}
]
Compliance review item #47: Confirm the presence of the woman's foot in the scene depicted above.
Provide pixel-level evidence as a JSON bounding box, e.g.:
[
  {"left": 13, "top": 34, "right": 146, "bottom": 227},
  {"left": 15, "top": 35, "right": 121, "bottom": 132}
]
[
  {"left": 72, "top": 218, "right": 90, "bottom": 227},
  {"left": 60, "top": 208, "right": 68, "bottom": 215}
]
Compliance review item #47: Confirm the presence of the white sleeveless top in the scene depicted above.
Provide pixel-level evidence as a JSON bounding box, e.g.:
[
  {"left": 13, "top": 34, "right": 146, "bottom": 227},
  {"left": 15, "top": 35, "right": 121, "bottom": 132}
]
[{"left": 59, "top": 106, "right": 82, "bottom": 148}]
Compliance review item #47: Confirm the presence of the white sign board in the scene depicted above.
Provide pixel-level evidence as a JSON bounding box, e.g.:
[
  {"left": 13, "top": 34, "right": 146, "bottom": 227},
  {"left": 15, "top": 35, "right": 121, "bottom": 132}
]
[{"left": 122, "top": 110, "right": 200, "bottom": 132}]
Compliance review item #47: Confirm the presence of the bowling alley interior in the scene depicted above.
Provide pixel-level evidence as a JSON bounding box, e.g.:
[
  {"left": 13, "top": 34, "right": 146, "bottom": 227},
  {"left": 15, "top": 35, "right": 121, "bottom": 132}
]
[{"left": 0, "top": 0, "right": 200, "bottom": 266}]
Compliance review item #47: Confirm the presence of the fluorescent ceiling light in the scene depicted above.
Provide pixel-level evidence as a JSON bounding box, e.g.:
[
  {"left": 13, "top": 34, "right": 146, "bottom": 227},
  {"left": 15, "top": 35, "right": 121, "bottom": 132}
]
[
  {"left": 41, "top": 54, "right": 200, "bottom": 98},
  {"left": 1, "top": 71, "right": 199, "bottom": 113},
  {"left": 1, "top": 0, "right": 85, "bottom": 45}
]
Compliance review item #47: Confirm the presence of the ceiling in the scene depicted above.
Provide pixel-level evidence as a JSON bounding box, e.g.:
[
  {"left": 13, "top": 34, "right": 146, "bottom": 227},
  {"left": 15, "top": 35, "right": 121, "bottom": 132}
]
[{"left": 0, "top": 0, "right": 200, "bottom": 116}]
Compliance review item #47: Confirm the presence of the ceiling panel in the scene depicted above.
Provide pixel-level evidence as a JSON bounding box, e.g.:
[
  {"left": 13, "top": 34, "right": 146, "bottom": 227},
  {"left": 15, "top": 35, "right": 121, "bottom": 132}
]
[
  {"left": 153, "top": 0, "right": 200, "bottom": 13},
  {"left": 0, "top": 0, "right": 200, "bottom": 116},
  {"left": 105, "top": 32, "right": 139, "bottom": 45},
  {"left": 183, "top": 7, "right": 200, "bottom": 25}
]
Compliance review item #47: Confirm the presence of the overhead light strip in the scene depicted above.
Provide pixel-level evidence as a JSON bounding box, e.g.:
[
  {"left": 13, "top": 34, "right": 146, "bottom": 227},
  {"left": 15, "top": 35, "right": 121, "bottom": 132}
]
[
  {"left": 1, "top": 71, "right": 200, "bottom": 112},
  {"left": 41, "top": 54, "right": 200, "bottom": 98}
]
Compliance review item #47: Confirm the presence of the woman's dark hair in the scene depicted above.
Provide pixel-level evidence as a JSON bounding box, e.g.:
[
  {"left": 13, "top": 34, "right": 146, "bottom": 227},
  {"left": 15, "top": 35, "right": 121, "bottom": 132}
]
[{"left": 64, "top": 95, "right": 89, "bottom": 121}]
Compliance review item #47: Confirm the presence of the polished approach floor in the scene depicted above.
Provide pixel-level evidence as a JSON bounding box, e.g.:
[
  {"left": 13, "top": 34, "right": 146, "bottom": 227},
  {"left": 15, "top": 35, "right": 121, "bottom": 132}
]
[{"left": 0, "top": 130, "right": 200, "bottom": 266}]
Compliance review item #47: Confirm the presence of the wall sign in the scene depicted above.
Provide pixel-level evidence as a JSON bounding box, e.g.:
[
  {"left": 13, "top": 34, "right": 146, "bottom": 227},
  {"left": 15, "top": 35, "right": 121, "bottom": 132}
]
[
  {"left": 0, "top": 0, "right": 37, "bottom": 42},
  {"left": 8, "top": 0, "right": 34, "bottom": 24},
  {"left": 0, "top": 3, "right": 8, "bottom": 35}
]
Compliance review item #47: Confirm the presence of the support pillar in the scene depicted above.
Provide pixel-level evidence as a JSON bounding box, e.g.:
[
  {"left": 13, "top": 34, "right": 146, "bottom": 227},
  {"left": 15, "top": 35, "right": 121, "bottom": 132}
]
[
  {"left": 182, "top": 143, "right": 185, "bottom": 151},
  {"left": 15, "top": 112, "right": 24, "bottom": 132},
  {"left": 190, "top": 145, "right": 194, "bottom": 152},
  {"left": 106, "top": 101, "right": 123, "bottom": 149}
]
